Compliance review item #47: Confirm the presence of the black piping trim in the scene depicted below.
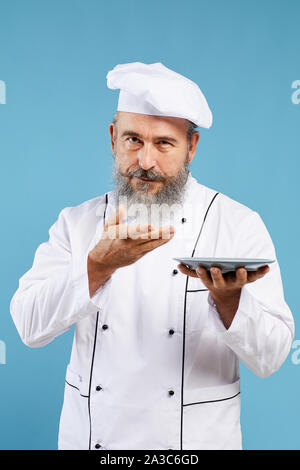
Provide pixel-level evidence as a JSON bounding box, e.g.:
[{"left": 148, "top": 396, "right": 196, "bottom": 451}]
[
  {"left": 87, "top": 312, "right": 99, "bottom": 449},
  {"left": 65, "top": 380, "right": 89, "bottom": 398},
  {"left": 87, "top": 192, "right": 108, "bottom": 450},
  {"left": 190, "top": 193, "right": 220, "bottom": 257},
  {"left": 186, "top": 289, "right": 208, "bottom": 292},
  {"left": 183, "top": 391, "right": 240, "bottom": 407},
  {"left": 180, "top": 191, "right": 219, "bottom": 451}
]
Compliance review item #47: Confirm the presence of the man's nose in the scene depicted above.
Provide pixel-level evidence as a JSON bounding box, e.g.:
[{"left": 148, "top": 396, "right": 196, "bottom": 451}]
[{"left": 137, "top": 144, "right": 157, "bottom": 170}]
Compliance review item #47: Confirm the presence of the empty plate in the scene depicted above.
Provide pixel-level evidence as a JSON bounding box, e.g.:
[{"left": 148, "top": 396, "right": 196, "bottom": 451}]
[{"left": 173, "top": 257, "right": 275, "bottom": 273}]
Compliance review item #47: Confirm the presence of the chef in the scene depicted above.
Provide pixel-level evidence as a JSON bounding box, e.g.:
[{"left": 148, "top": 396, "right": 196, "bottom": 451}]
[{"left": 10, "top": 61, "right": 294, "bottom": 450}]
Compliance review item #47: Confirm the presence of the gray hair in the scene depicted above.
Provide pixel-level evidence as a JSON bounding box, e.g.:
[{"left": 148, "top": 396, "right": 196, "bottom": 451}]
[{"left": 111, "top": 111, "right": 198, "bottom": 145}]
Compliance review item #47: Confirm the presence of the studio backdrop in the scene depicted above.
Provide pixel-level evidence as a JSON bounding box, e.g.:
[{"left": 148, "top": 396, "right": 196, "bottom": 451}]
[{"left": 0, "top": 0, "right": 299, "bottom": 450}]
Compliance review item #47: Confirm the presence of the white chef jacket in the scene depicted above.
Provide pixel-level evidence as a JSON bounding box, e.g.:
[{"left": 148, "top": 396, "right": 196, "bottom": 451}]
[{"left": 10, "top": 172, "right": 294, "bottom": 450}]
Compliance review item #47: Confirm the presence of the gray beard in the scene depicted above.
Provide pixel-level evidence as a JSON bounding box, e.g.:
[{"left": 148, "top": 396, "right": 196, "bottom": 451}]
[
  {"left": 111, "top": 151, "right": 190, "bottom": 226},
  {"left": 112, "top": 152, "right": 190, "bottom": 210}
]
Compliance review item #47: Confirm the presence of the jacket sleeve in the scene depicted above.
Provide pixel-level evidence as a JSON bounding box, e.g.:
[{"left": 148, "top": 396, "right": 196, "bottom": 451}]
[
  {"left": 10, "top": 207, "right": 112, "bottom": 348},
  {"left": 206, "top": 210, "right": 294, "bottom": 378}
]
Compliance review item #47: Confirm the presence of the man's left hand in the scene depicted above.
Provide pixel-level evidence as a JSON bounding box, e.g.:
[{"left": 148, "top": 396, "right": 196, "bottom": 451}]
[{"left": 177, "top": 264, "right": 270, "bottom": 329}]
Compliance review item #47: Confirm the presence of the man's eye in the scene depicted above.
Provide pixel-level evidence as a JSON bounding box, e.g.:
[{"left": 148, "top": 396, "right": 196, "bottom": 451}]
[
  {"left": 127, "top": 138, "right": 170, "bottom": 146},
  {"left": 128, "top": 137, "right": 140, "bottom": 143}
]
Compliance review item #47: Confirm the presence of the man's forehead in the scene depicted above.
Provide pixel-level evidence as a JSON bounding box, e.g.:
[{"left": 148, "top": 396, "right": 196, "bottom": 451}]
[{"left": 117, "top": 111, "right": 188, "bottom": 133}]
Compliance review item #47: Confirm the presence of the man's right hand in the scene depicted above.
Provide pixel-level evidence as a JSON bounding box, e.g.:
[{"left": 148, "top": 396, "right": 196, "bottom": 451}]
[{"left": 87, "top": 204, "right": 175, "bottom": 297}]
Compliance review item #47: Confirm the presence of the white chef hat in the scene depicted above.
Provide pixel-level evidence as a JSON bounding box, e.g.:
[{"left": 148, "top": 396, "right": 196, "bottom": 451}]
[{"left": 106, "top": 61, "right": 212, "bottom": 129}]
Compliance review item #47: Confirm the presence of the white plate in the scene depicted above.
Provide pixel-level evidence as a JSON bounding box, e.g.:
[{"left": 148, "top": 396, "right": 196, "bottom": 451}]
[{"left": 173, "top": 257, "right": 275, "bottom": 273}]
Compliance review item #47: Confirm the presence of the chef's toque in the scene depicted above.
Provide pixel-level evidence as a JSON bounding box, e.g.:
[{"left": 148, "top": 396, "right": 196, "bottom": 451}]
[{"left": 106, "top": 61, "right": 212, "bottom": 129}]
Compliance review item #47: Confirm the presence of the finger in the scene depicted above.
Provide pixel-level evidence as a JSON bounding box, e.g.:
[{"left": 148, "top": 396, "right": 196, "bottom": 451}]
[
  {"left": 104, "top": 222, "right": 154, "bottom": 240},
  {"left": 138, "top": 225, "right": 175, "bottom": 242},
  {"left": 247, "top": 265, "right": 270, "bottom": 283},
  {"left": 102, "top": 223, "right": 128, "bottom": 240},
  {"left": 235, "top": 267, "right": 248, "bottom": 286},
  {"left": 128, "top": 224, "right": 156, "bottom": 239},
  {"left": 138, "top": 231, "right": 175, "bottom": 252},
  {"left": 209, "top": 266, "right": 226, "bottom": 288},
  {"left": 177, "top": 263, "right": 199, "bottom": 278},
  {"left": 104, "top": 204, "right": 127, "bottom": 229},
  {"left": 195, "top": 266, "right": 214, "bottom": 289}
]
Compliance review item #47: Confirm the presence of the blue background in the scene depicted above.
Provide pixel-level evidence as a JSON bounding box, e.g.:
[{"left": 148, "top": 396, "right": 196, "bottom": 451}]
[{"left": 0, "top": 0, "right": 299, "bottom": 450}]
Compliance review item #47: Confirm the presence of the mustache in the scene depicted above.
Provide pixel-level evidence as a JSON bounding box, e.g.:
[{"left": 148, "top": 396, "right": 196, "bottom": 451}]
[{"left": 122, "top": 168, "right": 166, "bottom": 182}]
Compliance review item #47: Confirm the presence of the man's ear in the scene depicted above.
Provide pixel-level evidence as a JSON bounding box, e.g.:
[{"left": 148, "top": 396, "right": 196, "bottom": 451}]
[
  {"left": 109, "top": 123, "right": 116, "bottom": 152},
  {"left": 188, "top": 132, "right": 200, "bottom": 164}
]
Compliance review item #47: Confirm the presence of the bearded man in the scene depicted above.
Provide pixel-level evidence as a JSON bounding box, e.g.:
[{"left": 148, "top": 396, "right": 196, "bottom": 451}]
[{"left": 10, "top": 62, "right": 294, "bottom": 451}]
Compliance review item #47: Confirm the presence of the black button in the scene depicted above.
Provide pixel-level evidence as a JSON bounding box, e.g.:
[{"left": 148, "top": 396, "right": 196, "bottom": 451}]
[
  {"left": 172, "top": 269, "right": 178, "bottom": 275},
  {"left": 102, "top": 324, "right": 108, "bottom": 330},
  {"left": 96, "top": 385, "right": 102, "bottom": 391},
  {"left": 169, "top": 329, "right": 175, "bottom": 335},
  {"left": 168, "top": 390, "right": 175, "bottom": 396},
  {"left": 95, "top": 443, "right": 101, "bottom": 449},
  {"left": 181, "top": 218, "right": 187, "bottom": 223}
]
